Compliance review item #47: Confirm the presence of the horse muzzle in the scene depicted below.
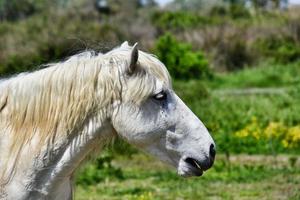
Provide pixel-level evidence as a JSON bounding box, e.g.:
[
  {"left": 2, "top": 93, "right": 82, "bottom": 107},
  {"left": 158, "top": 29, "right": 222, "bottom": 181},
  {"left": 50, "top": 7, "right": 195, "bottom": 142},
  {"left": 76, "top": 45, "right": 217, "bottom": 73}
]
[{"left": 177, "top": 144, "right": 216, "bottom": 177}]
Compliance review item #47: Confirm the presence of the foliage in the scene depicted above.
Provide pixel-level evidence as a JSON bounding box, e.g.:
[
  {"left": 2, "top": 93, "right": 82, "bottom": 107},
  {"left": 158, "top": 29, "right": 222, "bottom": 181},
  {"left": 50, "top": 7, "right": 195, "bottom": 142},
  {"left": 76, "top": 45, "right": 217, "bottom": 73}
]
[
  {"left": 174, "top": 62, "right": 300, "bottom": 154},
  {"left": 151, "top": 10, "right": 214, "bottom": 31},
  {"left": 234, "top": 118, "right": 300, "bottom": 152},
  {"left": 76, "top": 152, "right": 124, "bottom": 185},
  {"left": 255, "top": 35, "right": 300, "bottom": 64},
  {"left": 154, "top": 33, "right": 210, "bottom": 79},
  {"left": 218, "top": 36, "right": 255, "bottom": 70},
  {"left": 1, "top": 1, "right": 299, "bottom": 73},
  {"left": 0, "top": 10, "right": 124, "bottom": 76},
  {"left": 209, "top": 5, "right": 228, "bottom": 17},
  {"left": 75, "top": 154, "right": 300, "bottom": 200},
  {"left": 229, "top": 3, "right": 251, "bottom": 19},
  {"left": 150, "top": 6, "right": 298, "bottom": 71},
  {"left": 0, "top": 0, "right": 45, "bottom": 21},
  {"left": 283, "top": 126, "right": 300, "bottom": 149}
]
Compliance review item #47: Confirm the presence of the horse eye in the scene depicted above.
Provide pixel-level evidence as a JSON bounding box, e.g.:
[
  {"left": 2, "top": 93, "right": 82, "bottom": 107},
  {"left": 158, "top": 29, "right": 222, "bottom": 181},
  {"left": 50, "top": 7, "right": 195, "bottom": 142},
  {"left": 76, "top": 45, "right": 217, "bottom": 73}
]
[{"left": 153, "top": 91, "right": 167, "bottom": 101}]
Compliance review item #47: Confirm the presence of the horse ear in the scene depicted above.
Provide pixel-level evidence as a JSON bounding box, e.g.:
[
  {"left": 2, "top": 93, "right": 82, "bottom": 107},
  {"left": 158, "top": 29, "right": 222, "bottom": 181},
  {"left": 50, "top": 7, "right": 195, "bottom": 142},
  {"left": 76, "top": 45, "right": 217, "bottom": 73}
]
[
  {"left": 121, "top": 41, "right": 129, "bottom": 48},
  {"left": 128, "top": 43, "right": 139, "bottom": 75}
]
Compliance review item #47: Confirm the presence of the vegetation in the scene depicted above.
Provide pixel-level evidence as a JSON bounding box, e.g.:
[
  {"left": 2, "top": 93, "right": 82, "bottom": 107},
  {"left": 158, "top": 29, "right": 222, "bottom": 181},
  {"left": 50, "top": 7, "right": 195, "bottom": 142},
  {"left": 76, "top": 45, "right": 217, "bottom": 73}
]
[
  {"left": 75, "top": 153, "right": 300, "bottom": 200},
  {"left": 174, "top": 62, "right": 300, "bottom": 154},
  {"left": 154, "top": 33, "right": 210, "bottom": 79},
  {"left": 0, "top": 0, "right": 299, "bottom": 199},
  {"left": 1, "top": 1, "right": 299, "bottom": 73},
  {"left": 151, "top": 10, "right": 213, "bottom": 31}
]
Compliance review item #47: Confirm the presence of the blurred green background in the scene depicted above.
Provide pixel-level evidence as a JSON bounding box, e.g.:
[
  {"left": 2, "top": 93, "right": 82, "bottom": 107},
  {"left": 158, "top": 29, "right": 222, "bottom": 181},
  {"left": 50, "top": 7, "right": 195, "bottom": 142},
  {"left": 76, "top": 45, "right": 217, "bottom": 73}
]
[{"left": 0, "top": 0, "right": 299, "bottom": 199}]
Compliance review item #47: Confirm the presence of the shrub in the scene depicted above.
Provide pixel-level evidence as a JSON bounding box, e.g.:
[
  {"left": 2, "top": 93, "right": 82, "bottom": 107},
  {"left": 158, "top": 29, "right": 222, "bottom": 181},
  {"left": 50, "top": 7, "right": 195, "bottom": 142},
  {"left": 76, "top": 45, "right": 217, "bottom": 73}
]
[
  {"left": 0, "top": 0, "right": 64, "bottom": 21},
  {"left": 214, "top": 36, "right": 255, "bottom": 71},
  {"left": 255, "top": 35, "right": 300, "bottom": 64},
  {"left": 209, "top": 5, "right": 228, "bottom": 17},
  {"left": 151, "top": 11, "right": 211, "bottom": 31},
  {"left": 226, "top": 39, "right": 253, "bottom": 70},
  {"left": 209, "top": 4, "right": 250, "bottom": 19},
  {"left": 154, "top": 33, "right": 210, "bottom": 79},
  {"left": 229, "top": 4, "right": 251, "bottom": 19},
  {"left": 0, "top": 10, "right": 124, "bottom": 77}
]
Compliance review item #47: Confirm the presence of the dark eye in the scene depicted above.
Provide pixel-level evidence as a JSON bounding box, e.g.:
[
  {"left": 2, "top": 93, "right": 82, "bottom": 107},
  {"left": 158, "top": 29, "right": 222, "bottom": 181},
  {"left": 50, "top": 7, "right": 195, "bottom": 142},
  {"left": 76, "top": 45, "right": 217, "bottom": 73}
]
[{"left": 153, "top": 91, "right": 167, "bottom": 101}]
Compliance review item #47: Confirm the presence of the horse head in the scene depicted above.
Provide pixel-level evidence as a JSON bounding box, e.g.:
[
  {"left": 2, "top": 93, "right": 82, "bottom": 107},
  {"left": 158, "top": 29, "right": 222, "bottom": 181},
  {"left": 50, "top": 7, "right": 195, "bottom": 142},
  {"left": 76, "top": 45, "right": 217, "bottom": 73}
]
[{"left": 111, "top": 42, "right": 216, "bottom": 177}]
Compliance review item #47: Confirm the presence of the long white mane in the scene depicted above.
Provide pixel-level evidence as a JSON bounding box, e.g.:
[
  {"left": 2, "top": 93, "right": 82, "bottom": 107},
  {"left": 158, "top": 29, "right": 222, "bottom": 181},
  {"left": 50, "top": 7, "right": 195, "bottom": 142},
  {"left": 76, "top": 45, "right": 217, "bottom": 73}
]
[{"left": 0, "top": 44, "right": 170, "bottom": 184}]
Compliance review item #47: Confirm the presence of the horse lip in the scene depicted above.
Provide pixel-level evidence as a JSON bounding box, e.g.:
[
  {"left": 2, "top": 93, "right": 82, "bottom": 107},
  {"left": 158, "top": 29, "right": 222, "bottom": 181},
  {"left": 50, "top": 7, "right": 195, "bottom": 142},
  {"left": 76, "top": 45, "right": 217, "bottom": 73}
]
[
  {"left": 183, "top": 157, "right": 204, "bottom": 176},
  {"left": 177, "top": 156, "right": 205, "bottom": 177},
  {"left": 185, "top": 157, "right": 202, "bottom": 170}
]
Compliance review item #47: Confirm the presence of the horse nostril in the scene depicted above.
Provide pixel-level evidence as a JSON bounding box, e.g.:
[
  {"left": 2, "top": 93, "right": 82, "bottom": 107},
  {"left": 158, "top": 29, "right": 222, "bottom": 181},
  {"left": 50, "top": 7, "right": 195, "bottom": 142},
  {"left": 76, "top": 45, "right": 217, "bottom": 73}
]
[{"left": 209, "top": 144, "right": 216, "bottom": 159}]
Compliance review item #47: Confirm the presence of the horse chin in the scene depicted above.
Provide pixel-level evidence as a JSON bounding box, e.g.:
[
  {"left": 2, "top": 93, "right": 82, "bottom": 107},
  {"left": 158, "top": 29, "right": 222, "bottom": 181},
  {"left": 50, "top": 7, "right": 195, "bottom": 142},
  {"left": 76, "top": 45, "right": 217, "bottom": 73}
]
[{"left": 177, "top": 156, "right": 204, "bottom": 178}]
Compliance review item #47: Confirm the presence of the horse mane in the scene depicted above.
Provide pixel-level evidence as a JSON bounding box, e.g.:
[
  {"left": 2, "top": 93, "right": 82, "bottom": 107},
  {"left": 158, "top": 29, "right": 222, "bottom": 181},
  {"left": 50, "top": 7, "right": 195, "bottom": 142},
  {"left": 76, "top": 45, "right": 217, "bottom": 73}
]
[{"left": 0, "top": 43, "right": 170, "bottom": 183}]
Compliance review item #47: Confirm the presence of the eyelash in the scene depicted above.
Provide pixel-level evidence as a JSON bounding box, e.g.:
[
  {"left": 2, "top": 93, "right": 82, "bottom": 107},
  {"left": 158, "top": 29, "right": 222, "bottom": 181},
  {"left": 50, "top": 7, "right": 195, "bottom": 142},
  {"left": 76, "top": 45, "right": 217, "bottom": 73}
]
[{"left": 153, "top": 91, "right": 167, "bottom": 101}]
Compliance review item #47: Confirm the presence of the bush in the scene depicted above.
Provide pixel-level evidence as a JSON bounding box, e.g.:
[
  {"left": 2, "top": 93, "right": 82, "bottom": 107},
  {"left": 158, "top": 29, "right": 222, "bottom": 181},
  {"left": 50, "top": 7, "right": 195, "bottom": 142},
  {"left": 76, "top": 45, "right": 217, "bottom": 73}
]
[
  {"left": 151, "top": 11, "right": 211, "bottom": 31},
  {"left": 0, "top": 0, "right": 42, "bottom": 21},
  {"left": 229, "top": 4, "right": 251, "bottom": 19},
  {"left": 154, "top": 33, "right": 210, "bottom": 79},
  {"left": 214, "top": 35, "right": 255, "bottom": 71},
  {"left": 209, "top": 4, "right": 250, "bottom": 19},
  {"left": 223, "top": 39, "right": 254, "bottom": 70},
  {"left": 0, "top": 10, "right": 124, "bottom": 76},
  {"left": 255, "top": 35, "right": 300, "bottom": 64},
  {"left": 209, "top": 5, "right": 228, "bottom": 17},
  {"left": 0, "top": 39, "right": 77, "bottom": 76}
]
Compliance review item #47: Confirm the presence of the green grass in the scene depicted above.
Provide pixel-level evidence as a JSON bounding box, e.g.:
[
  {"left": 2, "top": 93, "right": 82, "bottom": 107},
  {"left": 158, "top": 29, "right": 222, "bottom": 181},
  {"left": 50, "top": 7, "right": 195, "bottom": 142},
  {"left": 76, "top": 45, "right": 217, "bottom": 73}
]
[
  {"left": 173, "top": 62, "right": 300, "bottom": 154},
  {"left": 178, "top": 61, "right": 300, "bottom": 90},
  {"left": 75, "top": 153, "right": 300, "bottom": 200}
]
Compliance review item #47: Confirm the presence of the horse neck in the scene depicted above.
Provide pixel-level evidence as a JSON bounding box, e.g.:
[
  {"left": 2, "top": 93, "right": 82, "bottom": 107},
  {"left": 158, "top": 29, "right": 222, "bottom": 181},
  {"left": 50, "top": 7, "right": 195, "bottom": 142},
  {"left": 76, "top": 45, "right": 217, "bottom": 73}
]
[
  {"left": 4, "top": 113, "right": 115, "bottom": 200},
  {"left": 0, "top": 54, "right": 122, "bottom": 199}
]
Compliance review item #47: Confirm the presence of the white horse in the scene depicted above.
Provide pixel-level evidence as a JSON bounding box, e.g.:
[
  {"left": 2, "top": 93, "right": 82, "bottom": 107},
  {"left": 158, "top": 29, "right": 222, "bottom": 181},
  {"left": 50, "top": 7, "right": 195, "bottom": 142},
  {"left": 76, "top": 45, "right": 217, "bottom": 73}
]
[{"left": 0, "top": 42, "right": 215, "bottom": 200}]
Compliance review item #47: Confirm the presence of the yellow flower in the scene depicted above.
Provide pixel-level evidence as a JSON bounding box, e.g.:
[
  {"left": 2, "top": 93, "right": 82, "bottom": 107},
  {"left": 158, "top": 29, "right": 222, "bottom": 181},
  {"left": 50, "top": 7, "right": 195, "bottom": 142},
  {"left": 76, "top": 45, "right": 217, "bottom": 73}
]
[
  {"left": 264, "top": 122, "right": 286, "bottom": 139},
  {"left": 282, "top": 140, "right": 289, "bottom": 148},
  {"left": 282, "top": 126, "right": 300, "bottom": 148},
  {"left": 235, "top": 129, "right": 249, "bottom": 138},
  {"left": 235, "top": 116, "right": 263, "bottom": 140},
  {"left": 252, "top": 131, "right": 260, "bottom": 140}
]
